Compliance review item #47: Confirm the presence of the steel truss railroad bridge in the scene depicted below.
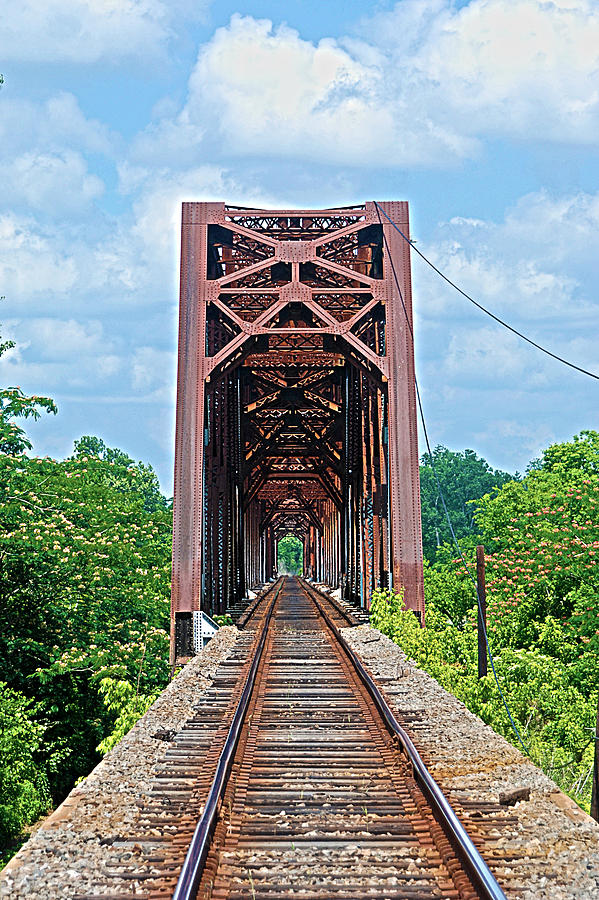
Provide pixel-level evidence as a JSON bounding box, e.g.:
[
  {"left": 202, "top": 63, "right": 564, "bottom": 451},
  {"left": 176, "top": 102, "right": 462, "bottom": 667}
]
[{"left": 171, "top": 202, "right": 424, "bottom": 663}]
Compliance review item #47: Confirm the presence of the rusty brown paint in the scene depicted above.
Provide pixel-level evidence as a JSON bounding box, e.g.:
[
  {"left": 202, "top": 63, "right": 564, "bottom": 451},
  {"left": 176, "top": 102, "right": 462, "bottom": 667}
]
[{"left": 171, "top": 203, "right": 425, "bottom": 659}]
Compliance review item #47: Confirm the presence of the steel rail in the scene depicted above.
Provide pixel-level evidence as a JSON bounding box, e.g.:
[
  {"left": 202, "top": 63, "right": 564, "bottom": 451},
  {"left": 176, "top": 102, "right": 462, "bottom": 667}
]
[
  {"left": 302, "top": 581, "right": 357, "bottom": 627},
  {"left": 171, "top": 579, "right": 283, "bottom": 900},
  {"left": 236, "top": 583, "right": 275, "bottom": 628},
  {"left": 301, "top": 579, "right": 507, "bottom": 900}
]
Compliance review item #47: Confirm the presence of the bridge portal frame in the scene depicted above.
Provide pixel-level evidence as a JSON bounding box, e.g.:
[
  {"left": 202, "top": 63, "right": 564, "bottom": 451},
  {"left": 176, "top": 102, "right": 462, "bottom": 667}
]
[{"left": 171, "top": 202, "right": 424, "bottom": 662}]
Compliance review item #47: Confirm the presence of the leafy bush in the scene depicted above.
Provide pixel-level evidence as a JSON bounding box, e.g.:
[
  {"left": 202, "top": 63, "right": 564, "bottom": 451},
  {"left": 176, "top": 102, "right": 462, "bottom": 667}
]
[
  {"left": 0, "top": 448, "right": 172, "bottom": 793},
  {"left": 371, "top": 586, "right": 595, "bottom": 810},
  {"left": 0, "top": 684, "right": 52, "bottom": 854},
  {"left": 0, "top": 327, "right": 172, "bottom": 866},
  {"left": 95, "top": 678, "right": 160, "bottom": 755},
  {"left": 372, "top": 431, "right": 599, "bottom": 813}
]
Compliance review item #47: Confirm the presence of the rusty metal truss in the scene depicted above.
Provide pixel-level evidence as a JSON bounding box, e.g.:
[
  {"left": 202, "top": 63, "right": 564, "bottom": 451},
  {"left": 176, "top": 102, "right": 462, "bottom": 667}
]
[{"left": 171, "top": 203, "right": 424, "bottom": 661}]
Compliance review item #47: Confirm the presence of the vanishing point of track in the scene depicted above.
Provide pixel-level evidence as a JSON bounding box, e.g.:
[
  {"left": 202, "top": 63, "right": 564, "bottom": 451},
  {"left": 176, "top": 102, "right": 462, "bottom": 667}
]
[{"left": 173, "top": 576, "right": 506, "bottom": 900}]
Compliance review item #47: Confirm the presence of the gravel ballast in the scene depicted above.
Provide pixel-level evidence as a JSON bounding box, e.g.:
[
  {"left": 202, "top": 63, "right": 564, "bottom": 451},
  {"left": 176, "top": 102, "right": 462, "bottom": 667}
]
[{"left": 3, "top": 618, "right": 599, "bottom": 898}]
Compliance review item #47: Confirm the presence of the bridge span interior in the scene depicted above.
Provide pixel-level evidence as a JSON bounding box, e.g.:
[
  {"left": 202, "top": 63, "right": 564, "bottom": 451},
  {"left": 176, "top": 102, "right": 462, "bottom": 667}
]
[{"left": 171, "top": 202, "right": 424, "bottom": 661}]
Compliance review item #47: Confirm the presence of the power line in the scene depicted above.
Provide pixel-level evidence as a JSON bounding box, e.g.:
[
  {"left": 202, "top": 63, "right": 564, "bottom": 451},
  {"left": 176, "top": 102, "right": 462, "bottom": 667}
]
[
  {"left": 375, "top": 203, "right": 530, "bottom": 754},
  {"left": 375, "top": 202, "right": 599, "bottom": 382}
]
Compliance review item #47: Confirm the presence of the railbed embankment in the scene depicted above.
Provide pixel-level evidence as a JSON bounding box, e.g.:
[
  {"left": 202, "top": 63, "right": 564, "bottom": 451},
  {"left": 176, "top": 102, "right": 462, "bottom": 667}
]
[{"left": 2, "top": 617, "right": 599, "bottom": 898}]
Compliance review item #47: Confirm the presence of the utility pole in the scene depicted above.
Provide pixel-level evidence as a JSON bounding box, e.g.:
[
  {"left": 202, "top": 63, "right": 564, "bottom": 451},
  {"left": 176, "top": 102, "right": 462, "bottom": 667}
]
[
  {"left": 476, "top": 545, "right": 487, "bottom": 679},
  {"left": 591, "top": 693, "right": 599, "bottom": 822}
]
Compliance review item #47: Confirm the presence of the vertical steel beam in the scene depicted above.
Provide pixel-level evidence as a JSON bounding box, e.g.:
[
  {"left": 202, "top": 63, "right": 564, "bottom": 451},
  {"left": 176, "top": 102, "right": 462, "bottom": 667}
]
[
  {"left": 171, "top": 202, "right": 223, "bottom": 661},
  {"left": 376, "top": 201, "right": 425, "bottom": 618}
]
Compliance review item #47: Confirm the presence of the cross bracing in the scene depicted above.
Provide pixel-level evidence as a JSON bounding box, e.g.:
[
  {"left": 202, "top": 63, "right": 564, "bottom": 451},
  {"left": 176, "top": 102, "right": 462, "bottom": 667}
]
[{"left": 171, "top": 202, "right": 424, "bottom": 662}]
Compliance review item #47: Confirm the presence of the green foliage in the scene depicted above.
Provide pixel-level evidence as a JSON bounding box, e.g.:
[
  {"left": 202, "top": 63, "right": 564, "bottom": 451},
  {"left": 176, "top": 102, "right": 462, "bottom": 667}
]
[
  {"left": 0, "top": 442, "right": 172, "bottom": 863},
  {"left": 0, "top": 386, "right": 57, "bottom": 454},
  {"left": 95, "top": 679, "right": 159, "bottom": 755},
  {"left": 0, "top": 684, "right": 52, "bottom": 853},
  {"left": 0, "top": 371, "right": 57, "bottom": 463},
  {"left": 420, "top": 559, "right": 474, "bottom": 625},
  {"left": 419, "top": 445, "right": 513, "bottom": 561},
  {"left": 369, "top": 586, "right": 405, "bottom": 631},
  {"left": 540, "top": 429, "right": 599, "bottom": 478},
  {"left": 0, "top": 321, "right": 173, "bottom": 865},
  {"left": 72, "top": 435, "right": 168, "bottom": 512},
  {"left": 373, "top": 431, "right": 599, "bottom": 813},
  {"left": 371, "top": 586, "right": 595, "bottom": 810},
  {"left": 277, "top": 533, "right": 303, "bottom": 575},
  {"left": 0, "top": 446, "right": 172, "bottom": 783}
]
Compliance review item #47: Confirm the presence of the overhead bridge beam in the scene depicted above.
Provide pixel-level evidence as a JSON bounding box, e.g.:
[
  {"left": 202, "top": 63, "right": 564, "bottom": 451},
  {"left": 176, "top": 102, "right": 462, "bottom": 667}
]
[{"left": 170, "top": 202, "right": 424, "bottom": 663}]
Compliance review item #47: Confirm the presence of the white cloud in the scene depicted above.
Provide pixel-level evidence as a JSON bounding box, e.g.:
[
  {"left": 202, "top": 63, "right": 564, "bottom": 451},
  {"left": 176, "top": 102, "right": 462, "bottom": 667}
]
[
  {"left": 42, "top": 93, "right": 115, "bottom": 155},
  {"left": 0, "top": 94, "right": 114, "bottom": 224},
  {"left": 0, "top": 0, "right": 209, "bottom": 64},
  {"left": 0, "top": 164, "right": 246, "bottom": 308},
  {"left": 366, "top": 0, "right": 599, "bottom": 145},
  {"left": 413, "top": 188, "right": 599, "bottom": 415},
  {"left": 79, "top": 165, "right": 234, "bottom": 305},
  {"left": 0, "top": 150, "right": 104, "bottom": 214},
  {"left": 19, "top": 318, "right": 108, "bottom": 361},
  {"left": 0, "top": 215, "right": 78, "bottom": 297},
  {"left": 501, "top": 190, "right": 599, "bottom": 273},
  {"left": 438, "top": 323, "right": 578, "bottom": 391},
  {"left": 0, "top": 317, "right": 122, "bottom": 390},
  {"left": 129, "top": 113, "right": 206, "bottom": 170},
  {"left": 415, "top": 0, "right": 599, "bottom": 143},
  {"left": 131, "top": 347, "right": 174, "bottom": 395},
  {"left": 0, "top": 209, "right": 137, "bottom": 307},
  {"left": 0, "top": 93, "right": 115, "bottom": 160},
  {"left": 474, "top": 419, "right": 556, "bottom": 465},
  {"left": 143, "top": 3, "right": 599, "bottom": 169},
  {"left": 417, "top": 188, "right": 599, "bottom": 321},
  {"left": 127, "top": 166, "right": 232, "bottom": 268},
  {"left": 133, "top": 13, "right": 473, "bottom": 168},
  {"left": 104, "top": 164, "right": 278, "bottom": 300},
  {"left": 146, "top": 412, "right": 175, "bottom": 458},
  {"left": 443, "top": 326, "right": 530, "bottom": 380},
  {"left": 421, "top": 236, "right": 578, "bottom": 318},
  {"left": 190, "top": 16, "right": 399, "bottom": 165}
]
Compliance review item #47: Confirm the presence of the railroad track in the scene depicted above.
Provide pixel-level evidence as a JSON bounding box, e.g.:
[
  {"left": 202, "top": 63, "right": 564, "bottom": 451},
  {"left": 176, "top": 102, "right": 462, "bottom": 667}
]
[{"left": 173, "top": 576, "right": 506, "bottom": 900}]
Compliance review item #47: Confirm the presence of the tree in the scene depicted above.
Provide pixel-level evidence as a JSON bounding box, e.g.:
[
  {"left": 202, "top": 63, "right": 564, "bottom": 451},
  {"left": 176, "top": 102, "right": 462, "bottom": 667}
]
[
  {"left": 277, "top": 534, "right": 303, "bottom": 574},
  {"left": 540, "top": 429, "right": 599, "bottom": 478},
  {"left": 0, "top": 446, "right": 172, "bottom": 804},
  {"left": 0, "top": 321, "right": 173, "bottom": 865},
  {"left": 419, "top": 445, "right": 513, "bottom": 561},
  {"left": 72, "top": 435, "right": 169, "bottom": 512},
  {"left": 473, "top": 431, "right": 599, "bottom": 649},
  {"left": 374, "top": 431, "right": 599, "bottom": 813}
]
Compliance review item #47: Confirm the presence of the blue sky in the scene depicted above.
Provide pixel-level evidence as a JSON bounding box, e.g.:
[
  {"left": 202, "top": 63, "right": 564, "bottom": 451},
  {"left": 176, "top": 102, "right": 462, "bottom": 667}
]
[{"left": 1, "top": 0, "right": 597, "bottom": 491}]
